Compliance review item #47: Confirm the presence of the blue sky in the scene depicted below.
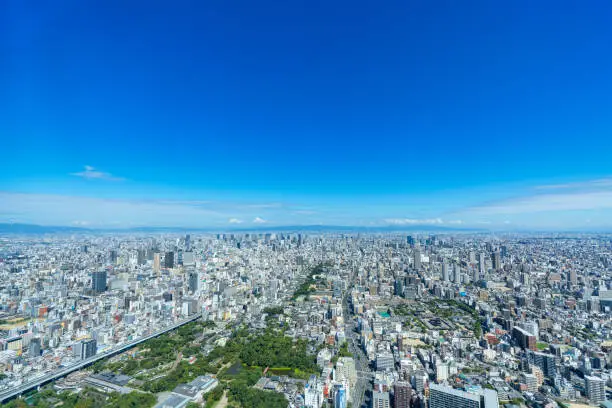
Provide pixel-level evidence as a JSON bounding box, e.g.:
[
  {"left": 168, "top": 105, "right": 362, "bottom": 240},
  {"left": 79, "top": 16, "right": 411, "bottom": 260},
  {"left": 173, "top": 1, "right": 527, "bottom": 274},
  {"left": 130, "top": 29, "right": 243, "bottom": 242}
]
[{"left": 1, "top": 0, "right": 612, "bottom": 229}]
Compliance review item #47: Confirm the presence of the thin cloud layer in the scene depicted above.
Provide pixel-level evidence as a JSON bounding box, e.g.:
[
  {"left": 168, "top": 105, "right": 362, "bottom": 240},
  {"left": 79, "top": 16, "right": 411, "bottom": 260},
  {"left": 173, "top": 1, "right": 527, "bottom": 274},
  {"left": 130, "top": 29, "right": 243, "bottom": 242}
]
[{"left": 71, "top": 166, "right": 124, "bottom": 181}]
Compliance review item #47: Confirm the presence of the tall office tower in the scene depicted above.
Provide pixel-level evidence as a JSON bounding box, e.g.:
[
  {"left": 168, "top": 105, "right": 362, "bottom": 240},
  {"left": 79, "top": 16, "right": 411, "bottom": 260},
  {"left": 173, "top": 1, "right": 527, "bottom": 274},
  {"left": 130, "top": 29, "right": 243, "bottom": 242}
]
[
  {"left": 137, "top": 249, "right": 146, "bottom": 265},
  {"left": 109, "top": 250, "right": 118, "bottom": 263},
  {"left": 429, "top": 383, "right": 498, "bottom": 408},
  {"left": 334, "top": 386, "right": 347, "bottom": 408},
  {"left": 185, "top": 234, "right": 191, "bottom": 251},
  {"left": 568, "top": 269, "right": 577, "bottom": 285},
  {"left": 478, "top": 253, "right": 486, "bottom": 274},
  {"left": 491, "top": 251, "right": 501, "bottom": 270},
  {"left": 183, "top": 251, "right": 195, "bottom": 266},
  {"left": 472, "top": 267, "right": 479, "bottom": 282},
  {"left": 91, "top": 270, "right": 107, "bottom": 293},
  {"left": 454, "top": 264, "right": 462, "bottom": 284},
  {"left": 585, "top": 375, "right": 606, "bottom": 404},
  {"left": 164, "top": 251, "right": 174, "bottom": 269},
  {"left": 372, "top": 391, "right": 390, "bottom": 408},
  {"left": 177, "top": 249, "right": 183, "bottom": 266},
  {"left": 153, "top": 253, "right": 161, "bottom": 273},
  {"left": 413, "top": 248, "right": 421, "bottom": 270},
  {"left": 188, "top": 272, "right": 198, "bottom": 294},
  {"left": 76, "top": 339, "right": 97, "bottom": 360},
  {"left": 393, "top": 381, "right": 412, "bottom": 408},
  {"left": 442, "top": 263, "right": 449, "bottom": 282},
  {"left": 469, "top": 251, "right": 476, "bottom": 263},
  {"left": 407, "top": 235, "right": 415, "bottom": 247}
]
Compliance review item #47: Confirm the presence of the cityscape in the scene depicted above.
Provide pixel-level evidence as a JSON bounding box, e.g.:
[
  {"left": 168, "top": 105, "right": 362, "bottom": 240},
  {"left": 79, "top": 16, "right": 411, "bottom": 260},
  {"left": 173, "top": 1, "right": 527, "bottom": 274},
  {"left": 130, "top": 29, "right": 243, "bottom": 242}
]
[
  {"left": 0, "top": 231, "right": 610, "bottom": 407},
  {"left": 2, "top": 0, "right": 612, "bottom": 407}
]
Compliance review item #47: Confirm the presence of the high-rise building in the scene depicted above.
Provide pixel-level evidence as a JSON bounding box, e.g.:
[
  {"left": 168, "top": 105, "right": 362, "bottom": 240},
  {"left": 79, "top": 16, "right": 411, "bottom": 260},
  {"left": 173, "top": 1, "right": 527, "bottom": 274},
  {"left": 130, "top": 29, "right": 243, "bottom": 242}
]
[
  {"left": 513, "top": 326, "right": 536, "bottom": 351},
  {"left": 189, "top": 272, "right": 199, "bottom": 293},
  {"left": 522, "top": 373, "right": 538, "bottom": 393},
  {"left": 183, "top": 251, "right": 195, "bottom": 266},
  {"left": 393, "top": 381, "right": 412, "bottom": 408},
  {"left": 109, "top": 250, "right": 118, "bottom": 263},
  {"left": 376, "top": 352, "right": 394, "bottom": 371},
  {"left": 137, "top": 249, "right": 146, "bottom": 265},
  {"left": 304, "top": 375, "right": 322, "bottom": 408},
  {"left": 413, "top": 248, "right": 421, "bottom": 270},
  {"left": 164, "top": 251, "right": 174, "bottom": 269},
  {"left": 491, "top": 251, "right": 501, "bottom": 270},
  {"left": 92, "top": 271, "right": 107, "bottom": 293},
  {"left": 185, "top": 234, "right": 191, "bottom": 251},
  {"left": 153, "top": 253, "right": 161, "bottom": 273},
  {"left": 454, "top": 264, "right": 462, "bottom": 284},
  {"left": 336, "top": 357, "right": 357, "bottom": 387},
  {"left": 76, "top": 339, "right": 97, "bottom": 360},
  {"left": 372, "top": 391, "right": 390, "bottom": 408},
  {"left": 585, "top": 375, "right": 606, "bottom": 404},
  {"left": 29, "top": 338, "right": 41, "bottom": 357},
  {"left": 478, "top": 253, "right": 486, "bottom": 274},
  {"left": 429, "top": 383, "right": 498, "bottom": 408},
  {"left": 528, "top": 351, "right": 556, "bottom": 378},
  {"left": 442, "top": 263, "right": 449, "bottom": 282}
]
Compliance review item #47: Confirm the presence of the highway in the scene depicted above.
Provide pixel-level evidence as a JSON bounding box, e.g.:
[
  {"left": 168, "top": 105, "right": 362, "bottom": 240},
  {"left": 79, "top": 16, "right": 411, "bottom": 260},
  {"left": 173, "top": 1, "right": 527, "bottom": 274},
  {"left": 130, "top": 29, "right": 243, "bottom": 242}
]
[{"left": 0, "top": 312, "right": 202, "bottom": 403}]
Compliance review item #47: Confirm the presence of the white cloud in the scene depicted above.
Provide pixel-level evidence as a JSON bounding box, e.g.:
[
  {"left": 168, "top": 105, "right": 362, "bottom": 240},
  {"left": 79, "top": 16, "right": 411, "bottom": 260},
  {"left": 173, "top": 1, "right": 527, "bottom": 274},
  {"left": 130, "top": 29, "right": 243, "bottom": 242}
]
[
  {"left": 471, "top": 191, "right": 612, "bottom": 214},
  {"left": 535, "top": 178, "right": 612, "bottom": 190},
  {"left": 253, "top": 217, "right": 267, "bottom": 224},
  {"left": 228, "top": 218, "right": 243, "bottom": 224},
  {"left": 293, "top": 210, "right": 317, "bottom": 215},
  {"left": 70, "top": 165, "right": 124, "bottom": 181},
  {"left": 447, "top": 220, "right": 464, "bottom": 225},
  {"left": 0, "top": 192, "right": 225, "bottom": 228},
  {"left": 384, "top": 218, "right": 444, "bottom": 225}
]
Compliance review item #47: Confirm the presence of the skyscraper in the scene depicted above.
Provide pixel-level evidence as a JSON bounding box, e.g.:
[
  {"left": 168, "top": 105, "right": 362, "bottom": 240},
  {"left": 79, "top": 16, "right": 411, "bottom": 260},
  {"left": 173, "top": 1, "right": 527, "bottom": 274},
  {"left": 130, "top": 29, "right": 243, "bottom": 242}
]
[
  {"left": 491, "top": 251, "right": 501, "bottom": 271},
  {"left": 454, "top": 264, "right": 462, "bottom": 284},
  {"left": 92, "top": 271, "right": 107, "bottom": 293},
  {"left": 413, "top": 248, "right": 421, "bottom": 270},
  {"left": 478, "top": 253, "right": 486, "bottom": 275},
  {"left": 137, "top": 249, "right": 146, "bottom": 265},
  {"left": 442, "top": 263, "right": 449, "bottom": 282},
  {"left": 185, "top": 234, "right": 191, "bottom": 251},
  {"left": 429, "top": 383, "right": 498, "bottom": 408},
  {"left": 188, "top": 271, "right": 198, "bottom": 294},
  {"left": 153, "top": 253, "right": 161, "bottom": 273},
  {"left": 165, "top": 251, "right": 174, "bottom": 269}
]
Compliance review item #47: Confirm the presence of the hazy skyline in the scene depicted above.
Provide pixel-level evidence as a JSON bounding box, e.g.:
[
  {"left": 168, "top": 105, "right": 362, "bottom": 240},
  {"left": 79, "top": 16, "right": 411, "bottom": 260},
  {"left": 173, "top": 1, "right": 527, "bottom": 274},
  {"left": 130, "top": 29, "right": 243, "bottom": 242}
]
[{"left": 2, "top": 1, "right": 612, "bottom": 230}]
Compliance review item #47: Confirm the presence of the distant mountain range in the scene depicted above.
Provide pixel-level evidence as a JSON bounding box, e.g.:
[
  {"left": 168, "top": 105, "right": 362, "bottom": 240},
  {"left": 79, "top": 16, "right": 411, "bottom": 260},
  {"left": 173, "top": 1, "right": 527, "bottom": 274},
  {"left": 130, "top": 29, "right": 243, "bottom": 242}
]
[
  {"left": 0, "top": 222, "right": 478, "bottom": 234},
  {"left": 1, "top": 222, "right": 609, "bottom": 235}
]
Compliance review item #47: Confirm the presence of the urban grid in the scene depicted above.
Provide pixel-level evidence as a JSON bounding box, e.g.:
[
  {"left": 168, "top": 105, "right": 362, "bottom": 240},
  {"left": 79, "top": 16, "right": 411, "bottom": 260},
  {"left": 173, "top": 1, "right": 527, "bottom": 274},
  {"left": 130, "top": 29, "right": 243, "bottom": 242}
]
[{"left": 0, "top": 232, "right": 610, "bottom": 408}]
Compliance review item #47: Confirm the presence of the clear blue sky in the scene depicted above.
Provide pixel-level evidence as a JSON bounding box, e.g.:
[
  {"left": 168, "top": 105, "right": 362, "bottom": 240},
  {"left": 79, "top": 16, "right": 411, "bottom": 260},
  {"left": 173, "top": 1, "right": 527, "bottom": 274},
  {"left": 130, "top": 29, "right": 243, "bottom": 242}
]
[{"left": 1, "top": 0, "right": 612, "bottom": 229}]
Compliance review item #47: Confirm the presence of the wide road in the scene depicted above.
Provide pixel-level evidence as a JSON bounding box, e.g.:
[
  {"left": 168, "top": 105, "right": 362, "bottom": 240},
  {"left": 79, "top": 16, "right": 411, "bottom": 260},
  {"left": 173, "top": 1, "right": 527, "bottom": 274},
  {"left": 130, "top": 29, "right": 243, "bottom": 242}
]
[
  {"left": 342, "top": 282, "right": 371, "bottom": 408},
  {"left": 0, "top": 313, "right": 202, "bottom": 403}
]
